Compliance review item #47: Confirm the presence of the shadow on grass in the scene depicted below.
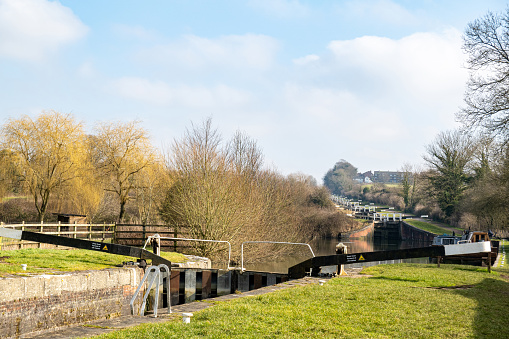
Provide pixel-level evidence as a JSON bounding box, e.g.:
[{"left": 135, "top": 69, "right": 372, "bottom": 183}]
[
  {"left": 368, "top": 275, "right": 421, "bottom": 283},
  {"left": 455, "top": 277, "right": 509, "bottom": 338}
]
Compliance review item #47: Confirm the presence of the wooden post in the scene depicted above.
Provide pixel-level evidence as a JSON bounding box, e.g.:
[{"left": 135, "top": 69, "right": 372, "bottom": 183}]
[
  {"left": 88, "top": 224, "right": 92, "bottom": 240},
  {"left": 437, "top": 256, "right": 441, "bottom": 268},
  {"left": 39, "top": 222, "right": 43, "bottom": 248},
  {"left": 73, "top": 224, "right": 77, "bottom": 239},
  {"left": 142, "top": 224, "right": 146, "bottom": 245},
  {"left": 488, "top": 253, "right": 492, "bottom": 273},
  {"left": 57, "top": 222, "right": 61, "bottom": 248},
  {"left": 21, "top": 223, "right": 24, "bottom": 249},
  {"left": 173, "top": 228, "right": 177, "bottom": 252}
]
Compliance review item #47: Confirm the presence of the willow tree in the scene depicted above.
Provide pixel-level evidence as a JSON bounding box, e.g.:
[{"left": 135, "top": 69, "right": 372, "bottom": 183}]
[
  {"left": 92, "top": 121, "right": 155, "bottom": 222},
  {"left": 1, "top": 111, "right": 88, "bottom": 221},
  {"left": 54, "top": 136, "right": 103, "bottom": 219}
]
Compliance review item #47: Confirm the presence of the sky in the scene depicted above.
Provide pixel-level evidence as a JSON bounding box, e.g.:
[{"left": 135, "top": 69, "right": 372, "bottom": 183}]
[{"left": 0, "top": 0, "right": 507, "bottom": 183}]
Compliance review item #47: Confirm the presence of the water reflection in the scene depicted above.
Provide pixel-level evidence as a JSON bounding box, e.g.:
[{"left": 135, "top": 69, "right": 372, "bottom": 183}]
[{"left": 243, "top": 237, "right": 431, "bottom": 273}]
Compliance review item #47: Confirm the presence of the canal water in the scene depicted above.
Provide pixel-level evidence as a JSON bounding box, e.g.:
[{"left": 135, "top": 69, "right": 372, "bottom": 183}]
[{"left": 244, "top": 237, "right": 431, "bottom": 273}]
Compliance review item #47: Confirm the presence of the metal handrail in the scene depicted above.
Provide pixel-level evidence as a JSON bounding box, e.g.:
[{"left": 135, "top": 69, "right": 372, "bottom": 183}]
[
  {"left": 241, "top": 241, "right": 315, "bottom": 271},
  {"left": 130, "top": 263, "right": 171, "bottom": 317},
  {"left": 373, "top": 212, "right": 402, "bottom": 221},
  {"left": 143, "top": 235, "right": 232, "bottom": 270}
]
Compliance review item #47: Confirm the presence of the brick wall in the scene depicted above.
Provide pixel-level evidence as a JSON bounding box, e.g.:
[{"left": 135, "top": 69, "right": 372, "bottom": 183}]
[{"left": 0, "top": 267, "right": 144, "bottom": 339}]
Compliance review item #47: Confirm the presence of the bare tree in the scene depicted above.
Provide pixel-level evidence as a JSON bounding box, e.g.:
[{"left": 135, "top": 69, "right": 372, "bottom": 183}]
[
  {"left": 161, "top": 119, "right": 247, "bottom": 256},
  {"left": 133, "top": 159, "right": 169, "bottom": 225},
  {"left": 160, "top": 119, "right": 304, "bottom": 259},
  {"left": 459, "top": 9, "right": 509, "bottom": 142}
]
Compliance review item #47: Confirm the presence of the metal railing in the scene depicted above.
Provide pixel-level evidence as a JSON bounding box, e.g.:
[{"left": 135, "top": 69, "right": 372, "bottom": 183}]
[
  {"left": 373, "top": 213, "right": 402, "bottom": 221},
  {"left": 241, "top": 241, "right": 315, "bottom": 271},
  {"left": 143, "top": 235, "right": 232, "bottom": 270}
]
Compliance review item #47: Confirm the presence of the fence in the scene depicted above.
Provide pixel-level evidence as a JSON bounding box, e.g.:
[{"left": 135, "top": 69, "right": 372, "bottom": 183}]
[
  {"left": 115, "top": 224, "right": 191, "bottom": 252},
  {"left": 0, "top": 223, "right": 193, "bottom": 253},
  {"left": 0, "top": 222, "right": 115, "bottom": 250}
]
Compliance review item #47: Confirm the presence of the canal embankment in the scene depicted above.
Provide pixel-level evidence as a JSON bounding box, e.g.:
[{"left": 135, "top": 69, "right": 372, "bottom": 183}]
[
  {"left": 0, "top": 253, "right": 211, "bottom": 339},
  {"left": 27, "top": 264, "right": 509, "bottom": 339},
  {"left": 24, "top": 274, "right": 341, "bottom": 339}
]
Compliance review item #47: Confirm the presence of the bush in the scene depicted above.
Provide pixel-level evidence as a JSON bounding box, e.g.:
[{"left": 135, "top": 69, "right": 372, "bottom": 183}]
[{"left": 0, "top": 198, "right": 41, "bottom": 223}]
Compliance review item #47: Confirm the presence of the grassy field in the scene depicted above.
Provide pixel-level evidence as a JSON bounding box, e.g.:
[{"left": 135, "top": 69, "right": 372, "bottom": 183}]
[
  {"left": 361, "top": 183, "right": 402, "bottom": 189},
  {"left": 91, "top": 264, "right": 509, "bottom": 339},
  {"left": 404, "top": 219, "right": 458, "bottom": 235},
  {"left": 0, "top": 248, "right": 187, "bottom": 276}
]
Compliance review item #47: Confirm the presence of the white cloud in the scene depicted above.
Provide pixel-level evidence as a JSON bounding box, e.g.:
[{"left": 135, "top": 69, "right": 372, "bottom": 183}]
[
  {"left": 0, "top": 0, "right": 88, "bottom": 61},
  {"left": 283, "top": 84, "right": 404, "bottom": 139},
  {"left": 279, "top": 29, "right": 467, "bottom": 176},
  {"left": 140, "top": 34, "right": 279, "bottom": 71},
  {"left": 326, "top": 28, "right": 467, "bottom": 105},
  {"left": 110, "top": 77, "right": 252, "bottom": 108},
  {"left": 293, "top": 54, "right": 320, "bottom": 65},
  {"left": 247, "top": 0, "right": 309, "bottom": 18}
]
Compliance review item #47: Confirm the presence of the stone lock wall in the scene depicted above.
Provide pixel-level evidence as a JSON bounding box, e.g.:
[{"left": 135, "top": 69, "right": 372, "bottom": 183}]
[
  {"left": 0, "top": 267, "right": 144, "bottom": 339},
  {"left": 400, "top": 221, "right": 435, "bottom": 243}
]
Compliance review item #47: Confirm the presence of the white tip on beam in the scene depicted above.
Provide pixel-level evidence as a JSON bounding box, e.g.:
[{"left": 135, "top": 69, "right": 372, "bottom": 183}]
[
  {"left": 0, "top": 227, "right": 22, "bottom": 240},
  {"left": 444, "top": 241, "right": 491, "bottom": 256}
]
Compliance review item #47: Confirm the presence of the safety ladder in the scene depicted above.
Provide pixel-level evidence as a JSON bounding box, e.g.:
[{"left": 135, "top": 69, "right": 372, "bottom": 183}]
[{"left": 130, "top": 264, "right": 171, "bottom": 317}]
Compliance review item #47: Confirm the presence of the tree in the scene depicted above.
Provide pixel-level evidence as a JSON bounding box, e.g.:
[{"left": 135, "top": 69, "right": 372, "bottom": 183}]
[
  {"left": 0, "top": 149, "right": 22, "bottom": 198},
  {"left": 458, "top": 138, "right": 509, "bottom": 230},
  {"left": 400, "top": 163, "right": 413, "bottom": 210},
  {"left": 423, "top": 130, "right": 475, "bottom": 218},
  {"left": 160, "top": 120, "right": 251, "bottom": 256},
  {"left": 160, "top": 119, "right": 302, "bottom": 259},
  {"left": 323, "top": 160, "right": 357, "bottom": 195},
  {"left": 133, "top": 159, "right": 169, "bottom": 225},
  {"left": 459, "top": 9, "right": 509, "bottom": 142},
  {"left": 92, "top": 121, "right": 155, "bottom": 222},
  {"left": 0, "top": 111, "right": 88, "bottom": 221}
]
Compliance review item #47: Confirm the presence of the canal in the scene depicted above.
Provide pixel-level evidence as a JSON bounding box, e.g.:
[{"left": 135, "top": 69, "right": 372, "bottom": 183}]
[{"left": 244, "top": 237, "right": 431, "bottom": 273}]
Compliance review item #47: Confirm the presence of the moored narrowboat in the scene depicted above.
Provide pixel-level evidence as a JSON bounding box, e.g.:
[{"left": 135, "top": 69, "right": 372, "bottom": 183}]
[{"left": 432, "top": 231, "right": 499, "bottom": 266}]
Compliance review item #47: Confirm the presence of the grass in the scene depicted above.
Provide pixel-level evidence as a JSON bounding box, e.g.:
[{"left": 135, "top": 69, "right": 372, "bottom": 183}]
[
  {"left": 404, "top": 219, "right": 457, "bottom": 235},
  {"left": 91, "top": 264, "right": 509, "bottom": 339},
  {"left": 1, "top": 195, "right": 29, "bottom": 203},
  {"left": 361, "top": 183, "right": 402, "bottom": 189},
  {"left": 0, "top": 248, "right": 187, "bottom": 276}
]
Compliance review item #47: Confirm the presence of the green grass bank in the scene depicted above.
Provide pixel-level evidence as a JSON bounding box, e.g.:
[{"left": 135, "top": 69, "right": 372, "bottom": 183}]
[
  {"left": 0, "top": 248, "right": 187, "bottom": 277},
  {"left": 404, "top": 219, "right": 460, "bottom": 235},
  {"left": 90, "top": 264, "right": 509, "bottom": 339}
]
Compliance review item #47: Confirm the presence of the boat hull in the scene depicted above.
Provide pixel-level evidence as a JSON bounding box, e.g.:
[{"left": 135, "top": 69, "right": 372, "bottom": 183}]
[{"left": 441, "top": 240, "right": 499, "bottom": 266}]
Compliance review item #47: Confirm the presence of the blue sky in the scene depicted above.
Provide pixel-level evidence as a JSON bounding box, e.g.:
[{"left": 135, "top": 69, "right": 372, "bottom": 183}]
[{"left": 0, "top": 0, "right": 507, "bottom": 182}]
